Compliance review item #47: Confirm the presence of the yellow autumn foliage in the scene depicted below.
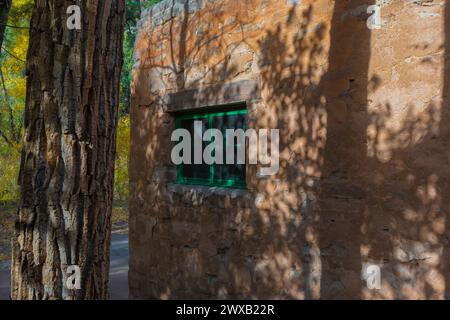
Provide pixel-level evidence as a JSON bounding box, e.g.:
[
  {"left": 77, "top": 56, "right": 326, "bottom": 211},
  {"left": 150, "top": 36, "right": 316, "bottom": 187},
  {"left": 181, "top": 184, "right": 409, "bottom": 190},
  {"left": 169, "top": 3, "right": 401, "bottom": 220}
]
[
  {"left": 0, "top": 143, "right": 21, "bottom": 201},
  {"left": 0, "top": 0, "right": 31, "bottom": 202},
  {"left": 115, "top": 116, "right": 130, "bottom": 201}
]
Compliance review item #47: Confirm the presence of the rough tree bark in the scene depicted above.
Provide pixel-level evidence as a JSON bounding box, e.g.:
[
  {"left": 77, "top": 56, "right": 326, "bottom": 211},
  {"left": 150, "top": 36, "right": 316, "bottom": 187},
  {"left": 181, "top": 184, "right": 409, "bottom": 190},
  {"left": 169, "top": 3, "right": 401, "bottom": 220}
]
[
  {"left": 11, "top": 0, "right": 125, "bottom": 300},
  {"left": 0, "top": 0, "right": 11, "bottom": 54}
]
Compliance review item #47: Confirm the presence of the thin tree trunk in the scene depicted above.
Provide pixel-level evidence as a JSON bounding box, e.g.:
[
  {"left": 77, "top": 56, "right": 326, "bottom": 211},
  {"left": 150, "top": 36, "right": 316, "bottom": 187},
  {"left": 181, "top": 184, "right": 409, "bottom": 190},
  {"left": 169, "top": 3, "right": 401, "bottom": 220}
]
[
  {"left": 11, "top": 0, "right": 125, "bottom": 300},
  {"left": 0, "top": 0, "right": 11, "bottom": 50},
  {"left": 0, "top": 66, "right": 13, "bottom": 146},
  {"left": 0, "top": 65, "right": 18, "bottom": 143}
]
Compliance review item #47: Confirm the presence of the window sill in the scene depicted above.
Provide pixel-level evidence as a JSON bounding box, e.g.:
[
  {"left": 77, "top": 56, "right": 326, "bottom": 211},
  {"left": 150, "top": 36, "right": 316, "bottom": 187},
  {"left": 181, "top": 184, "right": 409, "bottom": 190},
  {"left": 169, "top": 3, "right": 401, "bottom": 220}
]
[{"left": 167, "top": 183, "right": 250, "bottom": 198}]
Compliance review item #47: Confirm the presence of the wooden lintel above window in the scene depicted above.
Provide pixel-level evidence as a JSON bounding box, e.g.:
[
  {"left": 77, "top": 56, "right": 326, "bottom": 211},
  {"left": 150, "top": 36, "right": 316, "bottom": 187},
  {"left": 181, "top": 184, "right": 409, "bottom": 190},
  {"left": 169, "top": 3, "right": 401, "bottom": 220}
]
[{"left": 165, "top": 79, "right": 261, "bottom": 112}]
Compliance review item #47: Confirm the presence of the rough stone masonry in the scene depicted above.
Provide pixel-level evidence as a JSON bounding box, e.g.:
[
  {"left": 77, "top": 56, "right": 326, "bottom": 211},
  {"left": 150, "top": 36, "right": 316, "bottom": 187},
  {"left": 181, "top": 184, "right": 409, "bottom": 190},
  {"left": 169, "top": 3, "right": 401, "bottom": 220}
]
[{"left": 130, "top": 0, "right": 450, "bottom": 299}]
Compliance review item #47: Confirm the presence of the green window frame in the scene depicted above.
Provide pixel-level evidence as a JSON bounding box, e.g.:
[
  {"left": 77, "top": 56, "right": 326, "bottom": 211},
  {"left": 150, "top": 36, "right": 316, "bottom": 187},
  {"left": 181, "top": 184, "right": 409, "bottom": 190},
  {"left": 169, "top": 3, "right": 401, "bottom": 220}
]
[{"left": 175, "top": 106, "right": 248, "bottom": 189}]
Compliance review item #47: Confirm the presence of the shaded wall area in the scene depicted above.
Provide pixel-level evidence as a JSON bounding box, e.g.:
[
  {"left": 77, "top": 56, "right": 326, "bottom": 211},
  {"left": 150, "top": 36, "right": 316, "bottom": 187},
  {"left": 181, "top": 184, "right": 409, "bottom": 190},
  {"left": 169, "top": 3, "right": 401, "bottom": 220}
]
[
  {"left": 353, "top": 0, "right": 449, "bottom": 299},
  {"left": 319, "top": 0, "right": 450, "bottom": 299},
  {"left": 318, "top": 0, "right": 371, "bottom": 299},
  {"left": 130, "top": 0, "right": 450, "bottom": 299}
]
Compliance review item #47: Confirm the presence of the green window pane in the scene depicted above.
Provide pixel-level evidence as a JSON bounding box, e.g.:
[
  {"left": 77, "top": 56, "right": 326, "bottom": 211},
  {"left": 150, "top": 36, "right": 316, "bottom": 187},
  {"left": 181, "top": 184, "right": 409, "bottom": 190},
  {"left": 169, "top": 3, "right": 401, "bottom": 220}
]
[
  {"left": 212, "top": 114, "right": 246, "bottom": 184},
  {"left": 180, "top": 118, "right": 210, "bottom": 181},
  {"left": 175, "top": 106, "right": 247, "bottom": 189}
]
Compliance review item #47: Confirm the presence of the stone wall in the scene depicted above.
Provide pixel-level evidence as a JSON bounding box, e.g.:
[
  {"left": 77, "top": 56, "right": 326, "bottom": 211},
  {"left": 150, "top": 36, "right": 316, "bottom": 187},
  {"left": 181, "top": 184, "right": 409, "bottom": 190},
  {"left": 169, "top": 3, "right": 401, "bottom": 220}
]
[{"left": 130, "top": 0, "right": 450, "bottom": 299}]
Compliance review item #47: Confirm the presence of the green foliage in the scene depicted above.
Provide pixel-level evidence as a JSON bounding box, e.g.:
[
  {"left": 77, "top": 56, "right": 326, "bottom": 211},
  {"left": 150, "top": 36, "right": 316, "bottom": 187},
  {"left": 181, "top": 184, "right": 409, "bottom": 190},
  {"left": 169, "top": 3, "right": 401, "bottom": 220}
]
[
  {"left": 128, "top": 0, "right": 163, "bottom": 9},
  {"left": 120, "top": 0, "right": 163, "bottom": 115},
  {"left": 143, "top": 0, "right": 165, "bottom": 8},
  {"left": 119, "top": 22, "right": 137, "bottom": 115},
  {"left": 118, "top": 1, "right": 162, "bottom": 198}
]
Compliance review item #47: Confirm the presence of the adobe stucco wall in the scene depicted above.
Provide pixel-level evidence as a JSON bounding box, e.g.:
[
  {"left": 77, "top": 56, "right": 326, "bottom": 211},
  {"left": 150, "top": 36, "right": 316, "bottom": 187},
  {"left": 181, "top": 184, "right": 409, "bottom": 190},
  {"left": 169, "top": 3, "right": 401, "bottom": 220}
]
[{"left": 130, "top": 0, "right": 450, "bottom": 299}]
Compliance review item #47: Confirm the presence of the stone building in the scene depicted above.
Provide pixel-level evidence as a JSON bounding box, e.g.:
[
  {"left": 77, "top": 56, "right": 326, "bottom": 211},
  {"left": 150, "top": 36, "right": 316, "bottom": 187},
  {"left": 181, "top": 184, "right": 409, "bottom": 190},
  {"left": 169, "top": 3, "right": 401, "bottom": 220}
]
[{"left": 129, "top": 0, "right": 450, "bottom": 299}]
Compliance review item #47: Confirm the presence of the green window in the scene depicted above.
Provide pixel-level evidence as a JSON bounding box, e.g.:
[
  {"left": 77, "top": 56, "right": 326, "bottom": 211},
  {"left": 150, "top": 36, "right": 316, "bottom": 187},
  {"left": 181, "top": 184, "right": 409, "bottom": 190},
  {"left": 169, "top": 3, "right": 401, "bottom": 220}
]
[{"left": 175, "top": 106, "right": 247, "bottom": 189}]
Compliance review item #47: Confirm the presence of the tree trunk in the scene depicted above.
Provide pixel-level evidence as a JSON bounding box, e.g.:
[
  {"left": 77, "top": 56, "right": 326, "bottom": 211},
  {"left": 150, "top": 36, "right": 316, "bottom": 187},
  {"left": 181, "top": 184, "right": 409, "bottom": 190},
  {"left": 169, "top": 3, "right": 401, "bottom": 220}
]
[
  {"left": 0, "top": 0, "right": 11, "bottom": 54},
  {"left": 11, "top": 0, "right": 125, "bottom": 300}
]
